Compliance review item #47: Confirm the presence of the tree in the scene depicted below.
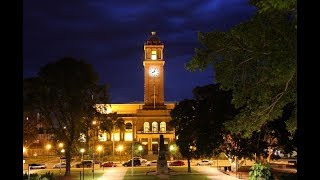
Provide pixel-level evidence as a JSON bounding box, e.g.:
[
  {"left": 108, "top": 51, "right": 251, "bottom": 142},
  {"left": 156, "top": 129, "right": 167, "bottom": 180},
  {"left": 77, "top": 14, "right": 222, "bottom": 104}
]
[
  {"left": 186, "top": 2, "right": 297, "bottom": 138},
  {"left": 170, "top": 84, "right": 238, "bottom": 172},
  {"left": 23, "top": 57, "right": 109, "bottom": 176},
  {"left": 192, "top": 84, "right": 237, "bottom": 158},
  {"left": 170, "top": 99, "right": 198, "bottom": 173}
]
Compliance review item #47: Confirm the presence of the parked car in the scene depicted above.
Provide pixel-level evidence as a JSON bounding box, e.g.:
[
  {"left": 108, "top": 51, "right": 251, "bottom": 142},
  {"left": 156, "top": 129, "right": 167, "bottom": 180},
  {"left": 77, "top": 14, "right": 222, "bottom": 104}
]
[
  {"left": 140, "top": 159, "right": 148, "bottom": 164},
  {"left": 100, "top": 161, "right": 117, "bottom": 167},
  {"left": 75, "top": 160, "right": 93, "bottom": 168},
  {"left": 29, "top": 163, "right": 46, "bottom": 169},
  {"left": 196, "top": 159, "right": 213, "bottom": 166},
  {"left": 94, "top": 160, "right": 102, "bottom": 164},
  {"left": 122, "top": 159, "right": 141, "bottom": 167},
  {"left": 146, "top": 160, "right": 157, "bottom": 166},
  {"left": 169, "top": 160, "right": 185, "bottom": 166},
  {"left": 53, "top": 162, "right": 66, "bottom": 168}
]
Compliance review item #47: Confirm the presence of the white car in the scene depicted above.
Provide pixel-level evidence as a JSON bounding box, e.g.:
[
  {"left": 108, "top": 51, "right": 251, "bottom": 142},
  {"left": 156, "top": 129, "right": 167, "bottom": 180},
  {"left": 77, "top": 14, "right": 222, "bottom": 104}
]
[
  {"left": 196, "top": 160, "right": 213, "bottom": 166},
  {"left": 146, "top": 160, "right": 157, "bottom": 166},
  {"left": 29, "top": 163, "right": 46, "bottom": 169},
  {"left": 53, "top": 162, "right": 66, "bottom": 168},
  {"left": 140, "top": 159, "right": 148, "bottom": 164}
]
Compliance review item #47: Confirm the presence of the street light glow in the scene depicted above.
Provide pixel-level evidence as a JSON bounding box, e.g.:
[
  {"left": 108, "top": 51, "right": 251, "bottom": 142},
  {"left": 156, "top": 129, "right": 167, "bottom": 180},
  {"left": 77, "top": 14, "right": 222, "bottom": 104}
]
[
  {"left": 97, "top": 145, "right": 103, "bottom": 152},
  {"left": 80, "top": 148, "right": 85, "bottom": 153},
  {"left": 61, "top": 149, "right": 65, "bottom": 153},
  {"left": 46, "top": 144, "right": 52, "bottom": 150},
  {"left": 92, "top": 120, "right": 97, "bottom": 125},
  {"left": 23, "top": 147, "right": 27, "bottom": 153},
  {"left": 138, "top": 145, "right": 143, "bottom": 151},
  {"left": 58, "top": 143, "right": 64, "bottom": 148},
  {"left": 118, "top": 145, "right": 123, "bottom": 151},
  {"left": 170, "top": 145, "right": 174, "bottom": 151}
]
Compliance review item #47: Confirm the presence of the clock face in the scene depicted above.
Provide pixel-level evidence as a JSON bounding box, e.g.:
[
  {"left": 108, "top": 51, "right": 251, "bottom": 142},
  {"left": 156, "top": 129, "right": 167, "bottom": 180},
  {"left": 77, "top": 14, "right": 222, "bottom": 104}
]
[{"left": 149, "top": 67, "right": 159, "bottom": 77}]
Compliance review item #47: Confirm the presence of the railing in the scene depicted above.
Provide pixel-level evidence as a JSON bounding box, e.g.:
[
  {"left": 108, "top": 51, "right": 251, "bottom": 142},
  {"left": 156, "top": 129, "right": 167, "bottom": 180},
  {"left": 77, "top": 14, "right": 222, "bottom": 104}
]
[{"left": 136, "top": 131, "right": 174, "bottom": 134}]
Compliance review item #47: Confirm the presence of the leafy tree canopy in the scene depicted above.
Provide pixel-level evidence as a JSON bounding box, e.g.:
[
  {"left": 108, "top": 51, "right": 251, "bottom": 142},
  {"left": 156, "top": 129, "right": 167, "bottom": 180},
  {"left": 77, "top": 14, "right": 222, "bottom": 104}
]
[
  {"left": 186, "top": 2, "right": 296, "bottom": 138},
  {"left": 23, "top": 57, "right": 109, "bottom": 176}
]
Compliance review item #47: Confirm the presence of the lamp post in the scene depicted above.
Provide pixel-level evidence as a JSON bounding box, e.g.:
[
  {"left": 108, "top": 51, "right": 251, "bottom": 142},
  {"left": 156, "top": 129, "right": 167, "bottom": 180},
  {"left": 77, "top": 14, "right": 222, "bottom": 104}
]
[
  {"left": 118, "top": 145, "right": 123, "bottom": 163},
  {"left": 46, "top": 144, "right": 52, "bottom": 161},
  {"left": 58, "top": 143, "right": 64, "bottom": 158},
  {"left": 97, "top": 145, "right": 103, "bottom": 162},
  {"left": 80, "top": 148, "right": 85, "bottom": 161},
  {"left": 169, "top": 145, "right": 175, "bottom": 161},
  {"left": 138, "top": 145, "right": 143, "bottom": 156},
  {"left": 23, "top": 147, "right": 27, "bottom": 158},
  {"left": 60, "top": 149, "right": 65, "bottom": 176}
]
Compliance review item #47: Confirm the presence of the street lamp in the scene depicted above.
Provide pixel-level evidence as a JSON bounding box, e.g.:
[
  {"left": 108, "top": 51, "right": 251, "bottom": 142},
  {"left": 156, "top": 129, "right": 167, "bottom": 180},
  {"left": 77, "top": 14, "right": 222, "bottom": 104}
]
[
  {"left": 169, "top": 145, "right": 175, "bottom": 160},
  {"left": 59, "top": 149, "right": 65, "bottom": 176},
  {"left": 58, "top": 143, "right": 64, "bottom": 148},
  {"left": 46, "top": 144, "right": 52, "bottom": 161},
  {"left": 97, "top": 145, "right": 103, "bottom": 162},
  {"left": 118, "top": 145, "right": 123, "bottom": 163},
  {"left": 80, "top": 148, "right": 85, "bottom": 161},
  {"left": 138, "top": 145, "right": 143, "bottom": 156}
]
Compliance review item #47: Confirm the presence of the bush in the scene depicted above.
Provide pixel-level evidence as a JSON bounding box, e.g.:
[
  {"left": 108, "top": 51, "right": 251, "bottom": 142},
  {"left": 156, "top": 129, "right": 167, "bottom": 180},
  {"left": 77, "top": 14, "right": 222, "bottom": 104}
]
[
  {"left": 23, "top": 172, "right": 55, "bottom": 180},
  {"left": 40, "top": 171, "right": 55, "bottom": 180},
  {"left": 249, "top": 162, "right": 274, "bottom": 180},
  {"left": 23, "top": 172, "right": 40, "bottom": 180}
]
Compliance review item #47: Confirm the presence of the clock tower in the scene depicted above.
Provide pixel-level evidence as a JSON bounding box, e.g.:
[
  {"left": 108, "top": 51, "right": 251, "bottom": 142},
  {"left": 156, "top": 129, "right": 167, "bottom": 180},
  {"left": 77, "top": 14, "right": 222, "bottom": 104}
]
[{"left": 143, "top": 32, "right": 166, "bottom": 109}]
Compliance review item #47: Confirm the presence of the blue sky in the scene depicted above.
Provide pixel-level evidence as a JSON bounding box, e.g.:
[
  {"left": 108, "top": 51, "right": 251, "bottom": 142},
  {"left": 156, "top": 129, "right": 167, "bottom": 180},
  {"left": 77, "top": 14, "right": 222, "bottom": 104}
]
[{"left": 23, "top": 0, "right": 256, "bottom": 103}]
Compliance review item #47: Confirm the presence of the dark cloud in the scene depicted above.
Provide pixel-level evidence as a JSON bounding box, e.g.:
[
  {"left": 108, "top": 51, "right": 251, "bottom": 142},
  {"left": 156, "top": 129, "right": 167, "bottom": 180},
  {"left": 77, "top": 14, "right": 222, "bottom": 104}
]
[{"left": 23, "top": 0, "right": 256, "bottom": 103}]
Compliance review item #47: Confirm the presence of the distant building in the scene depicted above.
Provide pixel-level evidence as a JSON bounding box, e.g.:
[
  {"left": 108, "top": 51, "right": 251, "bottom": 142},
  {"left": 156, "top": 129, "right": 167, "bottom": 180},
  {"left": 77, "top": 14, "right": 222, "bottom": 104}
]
[{"left": 95, "top": 32, "right": 176, "bottom": 155}]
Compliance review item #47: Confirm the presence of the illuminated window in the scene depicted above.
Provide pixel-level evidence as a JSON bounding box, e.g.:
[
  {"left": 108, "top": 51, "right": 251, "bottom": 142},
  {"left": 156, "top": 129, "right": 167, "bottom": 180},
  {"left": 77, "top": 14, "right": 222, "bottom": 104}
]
[
  {"left": 160, "top": 122, "right": 166, "bottom": 132},
  {"left": 112, "top": 132, "right": 120, "bottom": 141},
  {"left": 124, "top": 132, "right": 133, "bottom": 141},
  {"left": 144, "top": 122, "right": 150, "bottom": 132},
  {"left": 152, "top": 122, "right": 158, "bottom": 133},
  {"left": 151, "top": 50, "right": 157, "bottom": 60},
  {"left": 98, "top": 132, "right": 107, "bottom": 141}
]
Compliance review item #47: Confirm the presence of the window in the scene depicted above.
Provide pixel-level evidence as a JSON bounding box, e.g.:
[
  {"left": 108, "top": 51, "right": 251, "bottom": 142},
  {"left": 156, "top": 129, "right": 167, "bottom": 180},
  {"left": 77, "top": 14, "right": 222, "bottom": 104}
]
[
  {"left": 144, "top": 122, "right": 150, "bottom": 133},
  {"left": 152, "top": 122, "right": 158, "bottom": 133},
  {"left": 125, "top": 123, "right": 132, "bottom": 130},
  {"left": 151, "top": 50, "right": 157, "bottom": 60},
  {"left": 160, "top": 122, "right": 166, "bottom": 132}
]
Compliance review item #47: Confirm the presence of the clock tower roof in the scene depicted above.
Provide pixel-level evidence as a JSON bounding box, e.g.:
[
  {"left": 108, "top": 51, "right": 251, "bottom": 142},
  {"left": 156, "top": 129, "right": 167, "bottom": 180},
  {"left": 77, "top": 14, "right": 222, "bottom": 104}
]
[{"left": 145, "top": 31, "right": 163, "bottom": 45}]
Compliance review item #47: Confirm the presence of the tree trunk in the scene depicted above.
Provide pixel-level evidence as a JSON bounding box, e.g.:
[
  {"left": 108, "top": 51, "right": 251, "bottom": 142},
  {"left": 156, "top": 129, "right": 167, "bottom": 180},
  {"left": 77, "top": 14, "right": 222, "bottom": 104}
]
[
  {"left": 64, "top": 143, "right": 72, "bottom": 176},
  {"left": 187, "top": 156, "right": 191, "bottom": 173}
]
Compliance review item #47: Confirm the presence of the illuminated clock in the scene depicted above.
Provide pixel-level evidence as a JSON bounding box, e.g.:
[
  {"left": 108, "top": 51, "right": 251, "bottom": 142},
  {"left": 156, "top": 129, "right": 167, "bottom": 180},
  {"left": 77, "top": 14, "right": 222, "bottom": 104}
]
[{"left": 149, "top": 67, "right": 159, "bottom": 77}]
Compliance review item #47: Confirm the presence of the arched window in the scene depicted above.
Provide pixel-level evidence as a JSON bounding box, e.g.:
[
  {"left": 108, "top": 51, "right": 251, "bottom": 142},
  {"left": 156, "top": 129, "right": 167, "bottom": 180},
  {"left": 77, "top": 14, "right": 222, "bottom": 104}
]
[
  {"left": 125, "top": 123, "right": 132, "bottom": 130},
  {"left": 160, "top": 122, "right": 166, "bottom": 132},
  {"left": 152, "top": 122, "right": 158, "bottom": 133},
  {"left": 144, "top": 122, "right": 150, "bottom": 133}
]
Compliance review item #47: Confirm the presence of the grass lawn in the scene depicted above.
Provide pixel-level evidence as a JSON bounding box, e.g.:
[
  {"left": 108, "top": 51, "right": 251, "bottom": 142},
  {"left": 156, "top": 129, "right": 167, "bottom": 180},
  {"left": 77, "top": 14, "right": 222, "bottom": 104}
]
[
  {"left": 24, "top": 169, "right": 105, "bottom": 180},
  {"left": 123, "top": 166, "right": 210, "bottom": 180}
]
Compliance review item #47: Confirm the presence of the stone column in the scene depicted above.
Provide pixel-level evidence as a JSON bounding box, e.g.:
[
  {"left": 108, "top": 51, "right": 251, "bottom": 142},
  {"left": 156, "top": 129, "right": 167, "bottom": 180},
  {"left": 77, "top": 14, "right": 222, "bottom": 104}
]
[{"left": 148, "top": 138, "right": 153, "bottom": 155}]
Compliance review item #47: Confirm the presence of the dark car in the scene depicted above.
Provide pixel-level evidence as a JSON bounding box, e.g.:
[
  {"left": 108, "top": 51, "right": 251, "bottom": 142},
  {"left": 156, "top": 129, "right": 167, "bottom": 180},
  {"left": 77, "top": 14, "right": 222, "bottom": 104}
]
[
  {"left": 169, "top": 160, "right": 185, "bottom": 166},
  {"left": 100, "top": 161, "right": 117, "bottom": 167},
  {"left": 75, "top": 160, "right": 93, "bottom": 168},
  {"left": 122, "top": 159, "right": 141, "bottom": 167}
]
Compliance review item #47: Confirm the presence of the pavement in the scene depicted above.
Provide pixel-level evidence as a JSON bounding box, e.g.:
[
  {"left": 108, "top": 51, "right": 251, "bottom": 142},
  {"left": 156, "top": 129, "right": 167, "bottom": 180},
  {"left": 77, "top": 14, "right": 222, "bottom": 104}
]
[{"left": 95, "top": 166, "right": 240, "bottom": 180}]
